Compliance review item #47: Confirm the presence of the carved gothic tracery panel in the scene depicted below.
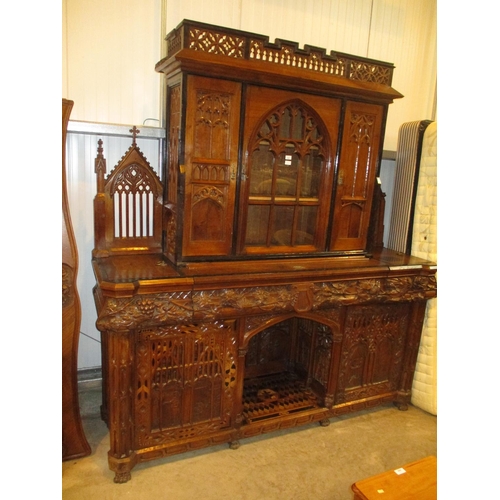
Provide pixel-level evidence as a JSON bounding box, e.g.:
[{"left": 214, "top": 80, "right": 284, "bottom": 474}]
[
  {"left": 244, "top": 100, "right": 329, "bottom": 251},
  {"left": 135, "top": 321, "right": 237, "bottom": 447},
  {"left": 337, "top": 303, "right": 409, "bottom": 403}
]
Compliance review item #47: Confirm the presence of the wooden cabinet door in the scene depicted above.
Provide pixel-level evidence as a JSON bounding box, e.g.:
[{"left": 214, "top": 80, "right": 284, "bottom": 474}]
[
  {"left": 336, "top": 303, "right": 409, "bottom": 404},
  {"left": 135, "top": 321, "right": 238, "bottom": 448},
  {"left": 182, "top": 76, "right": 241, "bottom": 257},
  {"left": 330, "top": 101, "right": 384, "bottom": 252}
]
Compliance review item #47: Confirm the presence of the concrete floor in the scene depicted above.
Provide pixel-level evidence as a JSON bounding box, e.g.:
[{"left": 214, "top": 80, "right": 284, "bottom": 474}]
[{"left": 62, "top": 381, "right": 437, "bottom": 499}]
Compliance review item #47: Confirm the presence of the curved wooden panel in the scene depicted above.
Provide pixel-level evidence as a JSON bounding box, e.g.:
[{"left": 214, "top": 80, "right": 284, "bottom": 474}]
[{"left": 62, "top": 98, "right": 91, "bottom": 461}]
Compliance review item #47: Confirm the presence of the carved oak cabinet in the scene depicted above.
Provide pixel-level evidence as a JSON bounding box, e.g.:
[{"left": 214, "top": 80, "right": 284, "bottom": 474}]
[{"left": 92, "top": 20, "right": 437, "bottom": 483}]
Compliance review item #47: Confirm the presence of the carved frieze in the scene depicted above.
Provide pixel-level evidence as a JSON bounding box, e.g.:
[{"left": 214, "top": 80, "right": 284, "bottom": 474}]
[
  {"left": 95, "top": 275, "right": 436, "bottom": 331},
  {"left": 192, "top": 286, "right": 296, "bottom": 320},
  {"left": 164, "top": 21, "right": 395, "bottom": 87},
  {"left": 313, "top": 276, "right": 437, "bottom": 308},
  {"left": 96, "top": 292, "right": 194, "bottom": 331}
]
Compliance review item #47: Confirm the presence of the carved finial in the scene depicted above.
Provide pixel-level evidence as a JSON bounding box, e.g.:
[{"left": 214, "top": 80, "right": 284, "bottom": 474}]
[
  {"left": 130, "top": 126, "right": 140, "bottom": 146},
  {"left": 95, "top": 139, "right": 106, "bottom": 172},
  {"left": 95, "top": 138, "right": 107, "bottom": 193}
]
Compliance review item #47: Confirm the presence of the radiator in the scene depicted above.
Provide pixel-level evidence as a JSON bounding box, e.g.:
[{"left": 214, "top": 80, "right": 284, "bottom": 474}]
[
  {"left": 387, "top": 120, "right": 434, "bottom": 254},
  {"left": 387, "top": 120, "right": 437, "bottom": 415}
]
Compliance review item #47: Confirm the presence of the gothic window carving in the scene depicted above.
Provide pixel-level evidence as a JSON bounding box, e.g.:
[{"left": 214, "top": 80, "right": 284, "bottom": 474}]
[{"left": 242, "top": 100, "right": 330, "bottom": 253}]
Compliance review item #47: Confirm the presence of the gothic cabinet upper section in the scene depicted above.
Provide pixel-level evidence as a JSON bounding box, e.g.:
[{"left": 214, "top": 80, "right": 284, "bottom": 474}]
[{"left": 156, "top": 20, "right": 402, "bottom": 265}]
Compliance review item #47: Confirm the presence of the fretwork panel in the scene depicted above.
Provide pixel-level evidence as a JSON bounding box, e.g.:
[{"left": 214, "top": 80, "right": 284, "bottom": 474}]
[
  {"left": 113, "top": 190, "right": 154, "bottom": 238},
  {"left": 336, "top": 303, "right": 409, "bottom": 403},
  {"left": 135, "top": 322, "right": 237, "bottom": 446},
  {"left": 110, "top": 163, "right": 157, "bottom": 238}
]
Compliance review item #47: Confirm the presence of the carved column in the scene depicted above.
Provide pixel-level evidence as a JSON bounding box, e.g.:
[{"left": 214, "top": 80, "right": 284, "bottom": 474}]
[
  {"left": 394, "top": 300, "right": 427, "bottom": 410},
  {"left": 106, "top": 329, "right": 137, "bottom": 483}
]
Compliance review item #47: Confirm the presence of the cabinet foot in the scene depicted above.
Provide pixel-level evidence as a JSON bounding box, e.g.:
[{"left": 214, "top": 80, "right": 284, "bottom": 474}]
[
  {"left": 114, "top": 471, "right": 131, "bottom": 484},
  {"left": 229, "top": 440, "right": 240, "bottom": 450},
  {"left": 109, "top": 451, "right": 136, "bottom": 484},
  {"left": 319, "top": 418, "right": 330, "bottom": 427},
  {"left": 394, "top": 401, "right": 409, "bottom": 411}
]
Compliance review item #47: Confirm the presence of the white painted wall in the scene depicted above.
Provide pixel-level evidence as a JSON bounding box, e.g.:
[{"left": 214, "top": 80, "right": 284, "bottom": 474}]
[
  {"left": 62, "top": 0, "right": 436, "bottom": 370},
  {"left": 63, "top": 0, "right": 436, "bottom": 149}
]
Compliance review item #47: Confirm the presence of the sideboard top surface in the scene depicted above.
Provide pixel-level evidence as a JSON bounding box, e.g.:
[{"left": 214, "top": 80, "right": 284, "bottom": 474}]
[{"left": 93, "top": 248, "right": 436, "bottom": 297}]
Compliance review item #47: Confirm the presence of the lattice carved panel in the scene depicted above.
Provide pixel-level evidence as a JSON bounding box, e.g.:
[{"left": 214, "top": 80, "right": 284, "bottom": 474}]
[
  {"left": 336, "top": 303, "right": 409, "bottom": 403},
  {"left": 135, "top": 321, "right": 237, "bottom": 447},
  {"left": 189, "top": 28, "right": 245, "bottom": 58},
  {"left": 349, "top": 62, "right": 392, "bottom": 85},
  {"left": 194, "top": 91, "right": 231, "bottom": 159},
  {"left": 164, "top": 21, "right": 394, "bottom": 86}
]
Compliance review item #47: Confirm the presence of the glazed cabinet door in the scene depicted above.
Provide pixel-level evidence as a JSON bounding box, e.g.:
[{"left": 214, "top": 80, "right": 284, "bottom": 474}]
[
  {"left": 182, "top": 75, "right": 241, "bottom": 257},
  {"left": 330, "top": 101, "right": 384, "bottom": 252},
  {"left": 238, "top": 86, "right": 341, "bottom": 255}
]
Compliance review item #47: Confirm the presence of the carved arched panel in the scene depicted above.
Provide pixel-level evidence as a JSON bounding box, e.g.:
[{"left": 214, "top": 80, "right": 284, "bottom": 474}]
[
  {"left": 182, "top": 75, "right": 241, "bottom": 257},
  {"left": 134, "top": 321, "right": 237, "bottom": 448},
  {"left": 242, "top": 99, "right": 330, "bottom": 253},
  {"left": 238, "top": 87, "right": 341, "bottom": 256},
  {"left": 337, "top": 303, "right": 409, "bottom": 404},
  {"left": 330, "top": 102, "right": 383, "bottom": 252},
  {"left": 191, "top": 196, "right": 224, "bottom": 241}
]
